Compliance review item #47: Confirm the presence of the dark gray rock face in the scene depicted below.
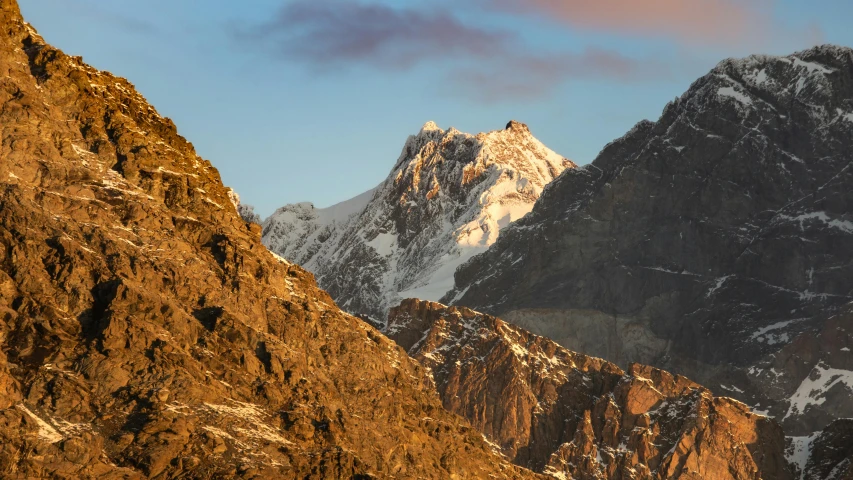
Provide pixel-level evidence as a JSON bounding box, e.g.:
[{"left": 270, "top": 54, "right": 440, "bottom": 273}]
[
  {"left": 444, "top": 46, "right": 853, "bottom": 436},
  {"left": 795, "top": 419, "right": 853, "bottom": 480}
]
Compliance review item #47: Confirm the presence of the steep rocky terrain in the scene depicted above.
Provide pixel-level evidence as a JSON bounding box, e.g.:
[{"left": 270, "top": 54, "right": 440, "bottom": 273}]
[
  {"left": 263, "top": 120, "right": 574, "bottom": 325},
  {"left": 789, "top": 419, "right": 853, "bottom": 480},
  {"left": 226, "top": 188, "right": 262, "bottom": 225},
  {"left": 445, "top": 46, "right": 853, "bottom": 438},
  {"left": 0, "top": 2, "right": 541, "bottom": 478},
  {"left": 387, "top": 299, "right": 795, "bottom": 480}
]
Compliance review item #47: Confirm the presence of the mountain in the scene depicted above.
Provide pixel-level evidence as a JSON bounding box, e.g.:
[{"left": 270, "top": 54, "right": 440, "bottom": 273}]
[
  {"left": 0, "top": 2, "right": 540, "bottom": 477},
  {"left": 226, "top": 188, "right": 262, "bottom": 225},
  {"left": 444, "top": 46, "right": 853, "bottom": 439},
  {"left": 263, "top": 120, "right": 574, "bottom": 325},
  {"left": 791, "top": 419, "right": 853, "bottom": 480},
  {"left": 387, "top": 299, "right": 795, "bottom": 480}
]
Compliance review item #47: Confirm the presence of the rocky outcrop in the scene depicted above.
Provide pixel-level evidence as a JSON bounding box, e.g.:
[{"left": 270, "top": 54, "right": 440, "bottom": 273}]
[
  {"left": 750, "top": 303, "right": 853, "bottom": 434},
  {"left": 792, "top": 419, "right": 853, "bottom": 480},
  {"left": 387, "top": 299, "right": 794, "bottom": 480},
  {"left": 444, "top": 46, "right": 853, "bottom": 435},
  {"left": 0, "top": 2, "right": 540, "bottom": 478},
  {"left": 263, "top": 120, "right": 574, "bottom": 325},
  {"left": 226, "top": 188, "right": 261, "bottom": 225}
]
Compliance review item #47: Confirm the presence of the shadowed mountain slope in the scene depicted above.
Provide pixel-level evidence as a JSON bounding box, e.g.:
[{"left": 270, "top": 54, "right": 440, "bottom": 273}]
[{"left": 445, "top": 46, "right": 853, "bottom": 438}]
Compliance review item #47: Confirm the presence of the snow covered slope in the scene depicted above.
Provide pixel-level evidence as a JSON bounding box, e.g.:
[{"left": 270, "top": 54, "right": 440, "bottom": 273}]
[
  {"left": 262, "top": 120, "right": 574, "bottom": 324},
  {"left": 262, "top": 187, "right": 377, "bottom": 264}
]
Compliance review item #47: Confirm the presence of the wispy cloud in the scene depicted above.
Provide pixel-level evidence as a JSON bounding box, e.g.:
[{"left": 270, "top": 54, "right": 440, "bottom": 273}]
[
  {"left": 239, "top": 2, "right": 510, "bottom": 71},
  {"left": 451, "top": 48, "right": 670, "bottom": 101},
  {"left": 234, "top": 1, "right": 669, "bottom": 101},
  {"left": 484, "top": 0, "right": 820, "bottom": 49}
]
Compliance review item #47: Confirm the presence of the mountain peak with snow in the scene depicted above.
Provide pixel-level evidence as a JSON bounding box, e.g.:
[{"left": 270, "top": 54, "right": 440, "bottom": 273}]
[
  {"left": 505, "top": 119, "right": 530, "bottom": 132},
  {"left": 263, "top": 121, "right": 575, "bottom": 324},
  {"left": 420, "top": 120, "right": 442, "bottom": 134},
  {"left": 444, "top": 46, "right": 853, "bottom": 452}
]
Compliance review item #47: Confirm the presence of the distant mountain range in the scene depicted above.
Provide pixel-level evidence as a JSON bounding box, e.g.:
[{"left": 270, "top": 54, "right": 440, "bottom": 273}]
[
  {"left": 1, "top": 0, "right": 851, "bottom": 476},
  {"left": 441, "top": 45, "right": 853, "bottom": 476},
  {"left": 266, "top": 45, "right": 853, "bottom": 479}
]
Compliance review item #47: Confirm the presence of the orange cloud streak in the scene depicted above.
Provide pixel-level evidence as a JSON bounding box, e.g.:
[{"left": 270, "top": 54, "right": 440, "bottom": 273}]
[{"left": 492, "top": 0, "right": 772, "bottom": 45}]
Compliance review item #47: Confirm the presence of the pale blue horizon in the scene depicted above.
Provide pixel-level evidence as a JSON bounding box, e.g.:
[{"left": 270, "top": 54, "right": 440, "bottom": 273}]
[{"left": 20, "top": 0, "right": 853, "bottom": 216}]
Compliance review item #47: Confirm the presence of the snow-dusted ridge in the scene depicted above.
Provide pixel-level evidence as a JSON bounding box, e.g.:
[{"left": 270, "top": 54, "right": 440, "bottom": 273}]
[
  {"left": 262, "top": 120, "right": 575, "bottom": 324},
  {"left": 442, "top": 45, "right": 853, "bottom": 444}
]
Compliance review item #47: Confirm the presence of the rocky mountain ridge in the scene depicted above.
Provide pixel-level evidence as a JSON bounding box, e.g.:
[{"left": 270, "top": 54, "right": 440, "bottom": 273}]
[
  {"left": 0, "top": 2, "right": 541, "bottom": 477},
  {"left": 444, "top": 45, "right": 853, "bottom": 440},
  {"left": 387, "top": 299, "right": 798, "bottom": 480},
  {"left": 263, "top": 120, "right": 574, "bottom": 325}
]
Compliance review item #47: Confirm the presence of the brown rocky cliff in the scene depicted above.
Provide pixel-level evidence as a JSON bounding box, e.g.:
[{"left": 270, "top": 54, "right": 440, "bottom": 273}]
[
  {"left": 0, "top": 2, "right": 541, "bottom": 478},
  {"left": 388, "top": 299, "right": 795, "bottom": 480}
]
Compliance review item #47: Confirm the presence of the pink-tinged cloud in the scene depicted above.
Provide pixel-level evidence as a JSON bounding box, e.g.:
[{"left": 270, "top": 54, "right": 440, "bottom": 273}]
[
  {"left": 451, "top": 48, "right": 671, "bottom": 101},
  {"left": 487, "top": 0, "right": 776, "bottom": 46},
  {"left": 243, "top": 1, "right": 512, "bottom": 71},
  {"left": 236, "top": 1, "right": 671, "bottom": 101}
]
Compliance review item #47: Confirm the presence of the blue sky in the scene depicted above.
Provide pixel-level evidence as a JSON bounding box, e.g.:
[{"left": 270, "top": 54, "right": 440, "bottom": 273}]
[{"left": 20, "top": 0, "right": 853, "bottom": 216}]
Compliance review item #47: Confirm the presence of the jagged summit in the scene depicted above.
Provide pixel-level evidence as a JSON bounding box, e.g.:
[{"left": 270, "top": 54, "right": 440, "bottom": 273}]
[
  {"left": 446, "top": 45, "right": 853, "bottom": 446},
  {"left": 263, "top": 121, "right": 575, "bottom": 324},
  {"left": 386, "top": 299, "right": 795, "bottom": 479},
  {"left": 505, "top": 119, "right": 530, "bottom": 132},
  {"left": 419, "top": 120, "right": 442, "bottom": 133},
  {"left": 713, "top": 44, "right": 852, "bottom": 70},
  {"left": 671, "top": 44, "right": 853, "bottom": 128}
]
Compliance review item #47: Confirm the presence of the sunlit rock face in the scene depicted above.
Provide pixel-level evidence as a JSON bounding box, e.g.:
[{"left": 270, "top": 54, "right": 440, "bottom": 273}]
[
  {"left": 0, "top": 2, "right": 541, "bottom": 477},
  {"left": 387, "top": 299, "right": 795, "bottom": 480}
]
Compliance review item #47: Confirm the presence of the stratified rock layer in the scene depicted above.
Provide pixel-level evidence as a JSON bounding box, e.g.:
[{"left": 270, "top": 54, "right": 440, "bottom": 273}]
[
  {"left": 445, "top": 46, "right": 853, "bottom": 436},
  {"left": 388, "top": 299, "right": 794, "bottom": 480},
  {"left": 0, "top": 2, "right": 539, "bottom": 478}
]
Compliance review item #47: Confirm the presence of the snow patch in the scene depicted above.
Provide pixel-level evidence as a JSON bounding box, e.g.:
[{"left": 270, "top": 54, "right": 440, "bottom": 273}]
[
  {"left": 785, "top": 362, "right": 853, "bottom": 419},
  {"left": 706, "top": 275, "right": 732, "bottom": 298},
  {"left": 203, "top": 401, "right": 293, "bottom": 445},
  {"left": 16, "top": 405, "right": 64, "bottom": 443},
  {"left": 368, "top": 232, "right": 398, "bottom": 257},
  {"left": 778, "top": 211, "right": 853, "bottom": 234},
  {"left": 792, "top": 58, "right": 834, "bottom": 74},
  {"left": 717, "top": 86, "right": 753, "bottom": 106},
  {"left": 787, "top": 434, "right": 818, "bottom": 480},
  {"left": 270, "top": 251, "right": 291, "bottom": 265},
  {"left": 746, "top": 68, "right": 769, "bottom": 85},
  {"left": 750, "top": 318, "right": 806, "bottom": 345}
]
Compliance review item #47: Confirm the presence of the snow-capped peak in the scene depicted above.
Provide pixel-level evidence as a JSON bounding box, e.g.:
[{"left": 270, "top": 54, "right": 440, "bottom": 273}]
[
  {"left": 420, "top": 120, "right": 442, "bottom": 134},
  {"left": 262, "top": 121, "right": 575, "bottom": 325},
  {"left": 505, "top": 120, "right": 530, "bottom": 133}
]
